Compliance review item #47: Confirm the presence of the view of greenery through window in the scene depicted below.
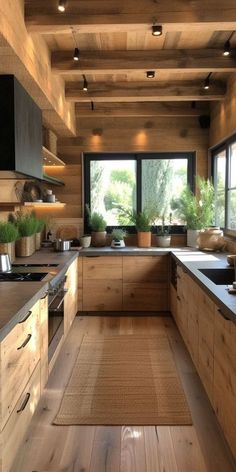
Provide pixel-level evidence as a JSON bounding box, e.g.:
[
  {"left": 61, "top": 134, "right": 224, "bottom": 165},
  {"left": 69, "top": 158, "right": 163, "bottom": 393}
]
[
  {"left": 90, "top": 158, "right": 188, "bottom": 226},
  {"left": 229, "top": 143, "right": 236, "bottom": 229},
  {"left": 213, "top": 141, "right": 236, "bottom": 230},
  {"left": 214, "top": 150, "right": 226, "bottom": 228}
]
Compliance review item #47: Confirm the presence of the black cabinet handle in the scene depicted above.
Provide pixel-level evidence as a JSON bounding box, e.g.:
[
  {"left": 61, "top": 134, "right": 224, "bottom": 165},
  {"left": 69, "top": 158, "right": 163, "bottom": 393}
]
[
  {"left": 217, "top": 308, "right": 230, "bottom": 321},
  {"left": 17, "top": 393, "right": 30, "bottom": 413},
  {"left": 19, "top": 311, "right": 32, "bottom": 324},
  {"left": 40, "top": 292, "right": 48, "bottom": 300},
  {"left": 85, "top": 255, "right": 100, "bottom": 258},
  {"left": 17, "top": 334, "right": 32, "bottom": 350}
]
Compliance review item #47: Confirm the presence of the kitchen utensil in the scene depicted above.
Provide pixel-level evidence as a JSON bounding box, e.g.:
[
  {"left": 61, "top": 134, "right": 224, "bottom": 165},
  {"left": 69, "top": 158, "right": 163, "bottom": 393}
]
[
  {"left": 0, "top": 253, "right": 12, "bottom": 273},
  {"left": 54, "top": 239, "right": 72, "bottom": 252}
]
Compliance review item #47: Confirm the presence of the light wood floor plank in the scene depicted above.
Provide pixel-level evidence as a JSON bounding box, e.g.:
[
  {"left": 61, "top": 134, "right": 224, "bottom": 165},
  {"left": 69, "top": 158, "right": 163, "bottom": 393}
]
[
  {"left": 121, "top": 426, "right": 146, "bottom": 472},
  {"left": 89, "top": 426, "right": 121, "bottom": 472},
  {"left": 170, "top": 426, "right": 208, "bottom": 472}
]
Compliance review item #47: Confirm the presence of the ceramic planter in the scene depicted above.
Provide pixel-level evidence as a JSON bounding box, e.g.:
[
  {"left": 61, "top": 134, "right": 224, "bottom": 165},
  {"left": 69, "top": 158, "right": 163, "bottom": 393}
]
[
  {"left": 137, "top": 231, "right": 151, "bottom": 248},
  {"left": 111, "top": 239, "right": 125, "bottom": 248},
  {"left": 91, "top": 231, "right": 107, "bottom": 247},
  {"left": 16, "top": 235, "right": 35, "bottom": 257},
  {"left": 80, "top": 235, "right": 92, "bottom": 248},
  {"left": 156, "top": 235, "right": 171, "bottom": 248},
  {"left": 198, "top": 228, "right": 224, "bottom": 251},
  {"left": 187, "top": 229, "right": 200, "bottom": 248},
  {"left": 0, "top": 241, "right": 15, "bottom": 262}
]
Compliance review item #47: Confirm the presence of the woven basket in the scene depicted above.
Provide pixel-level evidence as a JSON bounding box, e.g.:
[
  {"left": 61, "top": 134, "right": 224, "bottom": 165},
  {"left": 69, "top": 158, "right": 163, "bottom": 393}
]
[
  {"left": 0, "top": 242, "right": 15, "bottom": 262},
  {"left": 16, "top": 235, "right": 35, "bottom": 257}
]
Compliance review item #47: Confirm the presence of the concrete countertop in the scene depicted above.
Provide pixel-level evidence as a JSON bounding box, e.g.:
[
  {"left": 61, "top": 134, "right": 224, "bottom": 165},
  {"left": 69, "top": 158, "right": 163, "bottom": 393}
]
[
  {"left": 0, "top": 248, "right": 79, "bottom": 342},
  {"left": 79, "top": 246, "right": 188, "bottom": 256}
]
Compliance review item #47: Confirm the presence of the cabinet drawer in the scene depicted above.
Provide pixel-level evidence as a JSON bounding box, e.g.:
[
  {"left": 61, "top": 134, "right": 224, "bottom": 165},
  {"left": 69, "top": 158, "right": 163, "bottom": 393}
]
[
  {"left": 0, "top": 301, "right": 40, "bottom": 429},
  {"left": 83, "top": 256, "right": 122, "bottom": 280},
  {"left": 123, "top": 283, "right": 168, "bottom": 311},
  {"left": 1, "top": 362, "right": 40, "bottom": 472},
  {"left": 83, "top": 280, "right": 122, "bottom": 311},
  {"left": 123, "top": 256, "right": 168, "bottom": 283}
]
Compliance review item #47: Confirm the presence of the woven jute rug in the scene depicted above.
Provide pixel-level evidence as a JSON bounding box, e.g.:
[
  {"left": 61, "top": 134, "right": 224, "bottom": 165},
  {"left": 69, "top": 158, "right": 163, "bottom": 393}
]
[{"left": 54, "top": 334, "right": 192, "bottom": 426}]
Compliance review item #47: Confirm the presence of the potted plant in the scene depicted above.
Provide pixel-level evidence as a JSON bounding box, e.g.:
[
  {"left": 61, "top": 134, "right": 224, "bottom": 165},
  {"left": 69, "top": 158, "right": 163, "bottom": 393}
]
[
  {"left": 173, "top": 176, "right": 215, "bottom": 248},
  {"left": 111, "top": 228, "right": 127, "bottom": 248},
  {"left": 118, "top": 207, "right": 157, "bottom": 248},
  {"left": 88, "top": 210, "right": 107, "bottom": 247},
  {"left": 15, "top": 214, "right": 38, "bottom": 256},
  {"left": 34, "top": 218, "right": 45, "bottom": 250},
  {"left": 0, "top": 221, "right": 18, "bottom": 262},
  {"left": 156, "top": 215, "right": 171, "bottom": 248}
]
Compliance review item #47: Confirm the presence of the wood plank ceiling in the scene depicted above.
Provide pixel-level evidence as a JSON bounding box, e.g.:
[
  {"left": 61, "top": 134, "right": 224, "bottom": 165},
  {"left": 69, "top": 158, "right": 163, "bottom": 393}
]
[{"left": 24, "top": 0, "right": 236, "bottom": 128}]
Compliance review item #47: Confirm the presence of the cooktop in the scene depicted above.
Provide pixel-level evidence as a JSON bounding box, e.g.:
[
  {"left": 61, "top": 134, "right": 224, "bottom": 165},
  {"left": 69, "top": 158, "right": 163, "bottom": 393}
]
[{"left": 0, "top": 272, "right": 48, "bottom": 282}]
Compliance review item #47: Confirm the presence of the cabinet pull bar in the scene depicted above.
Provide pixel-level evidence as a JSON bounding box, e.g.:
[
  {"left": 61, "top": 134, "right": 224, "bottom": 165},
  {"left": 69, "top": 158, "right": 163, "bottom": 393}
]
[
  {"left": 17, "top": 334, "right": 32, "bottom": 350},
  {"left": 217, "top": 308, "right": 230, "bottom": 321},
  {"left": 40, "top": 292, "right": 48, "bottom": 300},
  {"left": 17, "top": 393, "right": 30, "bottom": 413},
  {"left": 19, "top": 311, "right": 32, "bottom": 324}
]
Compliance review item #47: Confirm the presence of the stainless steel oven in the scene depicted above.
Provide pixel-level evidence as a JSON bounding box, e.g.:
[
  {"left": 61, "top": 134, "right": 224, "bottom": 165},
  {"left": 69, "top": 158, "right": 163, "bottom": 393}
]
[{"left": 48, "top": 276, "right": 68, "bottom": 361}]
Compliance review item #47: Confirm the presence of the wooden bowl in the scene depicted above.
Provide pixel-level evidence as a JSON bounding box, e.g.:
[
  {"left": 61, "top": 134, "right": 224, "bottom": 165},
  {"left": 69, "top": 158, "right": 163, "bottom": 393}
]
[{"left": 227, "top": 255, "right": 236, "bottom": 266}]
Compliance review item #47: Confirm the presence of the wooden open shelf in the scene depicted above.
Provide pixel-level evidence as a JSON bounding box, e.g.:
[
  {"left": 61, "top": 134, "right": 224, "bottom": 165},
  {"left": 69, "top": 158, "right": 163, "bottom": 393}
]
[{"left": 24, "top": 202, "right": 66, "bottom": 208}]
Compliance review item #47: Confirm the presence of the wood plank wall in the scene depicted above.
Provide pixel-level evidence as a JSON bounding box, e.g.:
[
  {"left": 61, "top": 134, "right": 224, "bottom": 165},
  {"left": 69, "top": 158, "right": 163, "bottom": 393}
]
[{"left": 210, "top": 74, "right": 236, "bottom": 147}]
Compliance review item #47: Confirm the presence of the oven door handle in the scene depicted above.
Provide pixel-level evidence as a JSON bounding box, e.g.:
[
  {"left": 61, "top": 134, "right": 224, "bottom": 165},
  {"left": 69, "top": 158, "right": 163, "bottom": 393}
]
[{"left": 49, "top": 289, "right": 69, "bottom": 312}]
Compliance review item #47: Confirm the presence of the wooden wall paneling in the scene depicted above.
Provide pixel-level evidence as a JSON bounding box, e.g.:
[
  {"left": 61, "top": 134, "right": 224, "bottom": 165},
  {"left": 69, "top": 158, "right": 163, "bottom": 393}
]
[{"left": 210, "top": 74, "right": 236, "bottom": 147}]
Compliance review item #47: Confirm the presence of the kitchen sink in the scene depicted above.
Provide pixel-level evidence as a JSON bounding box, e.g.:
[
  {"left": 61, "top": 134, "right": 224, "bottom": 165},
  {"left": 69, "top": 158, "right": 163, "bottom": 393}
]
[{"left": 199, "top": 268, "right": 235, "bottom": 285}]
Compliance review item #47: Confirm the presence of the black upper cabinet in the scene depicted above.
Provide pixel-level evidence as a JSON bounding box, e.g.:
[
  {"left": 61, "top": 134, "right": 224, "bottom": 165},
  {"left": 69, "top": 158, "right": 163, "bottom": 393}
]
[{"left": 0, "top": 75, "right": 42, "bottom": 179}]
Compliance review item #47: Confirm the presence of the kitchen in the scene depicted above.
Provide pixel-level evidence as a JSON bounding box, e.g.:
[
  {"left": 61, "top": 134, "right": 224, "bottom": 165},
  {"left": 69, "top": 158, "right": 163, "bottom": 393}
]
[{"left": 0, "top": 1, "right": 236, "bottom": 471}]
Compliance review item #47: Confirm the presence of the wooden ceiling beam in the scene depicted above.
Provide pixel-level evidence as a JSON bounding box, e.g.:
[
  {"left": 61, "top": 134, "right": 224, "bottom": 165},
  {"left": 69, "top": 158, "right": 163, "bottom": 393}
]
[
  {"left": 25, "top": 0, "right": 236, "bottom": 34},
  {"left": 52, "top": 49, "right": 236, "bottom": 75},
  {"left": 75, "top": 102, "right": 210, "bottom": 117},
  {"left": 66, "top": 80, "right": 226, "bottom": 102}
]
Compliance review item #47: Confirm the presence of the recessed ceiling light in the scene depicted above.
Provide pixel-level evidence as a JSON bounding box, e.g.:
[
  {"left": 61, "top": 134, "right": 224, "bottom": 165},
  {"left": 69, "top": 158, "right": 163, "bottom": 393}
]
[
  {"left": 152, "top": 25, "right": 162, "bottom": 36},
  {"left": 58, "top": 0, "right": 66, "bottom": 12},
  {"left": 146, "top": 70, "right": 155, "bottom": 78}
]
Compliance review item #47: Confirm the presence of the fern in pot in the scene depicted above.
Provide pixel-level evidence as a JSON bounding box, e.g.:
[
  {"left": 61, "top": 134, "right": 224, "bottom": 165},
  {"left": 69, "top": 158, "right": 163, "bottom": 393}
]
[
  {"left": 118, "top": 207, "right": 157, "bottom": 248},
  {"left": 0, "top": 222, "right": 18, "bottom": 262},
  {"left": 15, "top": 214, "right": 38, "bottom": 257},
  {"left": 156, "top": 214, "right": 171, "bottom": 248},
  {"left": 87, "top": 207, "right": 107, "bottom": 247},
  {"left": 111, "top": 228, "right": 127, "bottom": 249}
]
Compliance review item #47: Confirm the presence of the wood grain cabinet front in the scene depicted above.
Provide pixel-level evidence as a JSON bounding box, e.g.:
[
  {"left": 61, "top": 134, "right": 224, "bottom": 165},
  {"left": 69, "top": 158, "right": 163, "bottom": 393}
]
[
  {"left": 0, "top": 300, "right": 40, "bottom": 430},
  {"left": 64, "top": 258, "right": 79, "bottom": 334}
]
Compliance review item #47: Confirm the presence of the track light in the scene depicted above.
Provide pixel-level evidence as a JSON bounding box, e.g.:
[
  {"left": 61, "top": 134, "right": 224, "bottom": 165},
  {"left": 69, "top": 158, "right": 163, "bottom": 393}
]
[
  {"left": 58, "top": 0, "right": 66, "bottom": 12},
  {"left": 223, "top": 39, "right": 231, "bottom": 56},
  {"left": 73, "top": 47, "right": 80, "bottom": 61},
  {"left": 203, "top": 73, "right": 212, "bottom": 90},
  {"left": 146, "top": 70, "right": 155, "bottom": 78},
  {"left": 152, "top": 25, "right": 162, "bottom": 36},
  {"left": 83, "top": 75, "right": 88, "bottom": 91}
]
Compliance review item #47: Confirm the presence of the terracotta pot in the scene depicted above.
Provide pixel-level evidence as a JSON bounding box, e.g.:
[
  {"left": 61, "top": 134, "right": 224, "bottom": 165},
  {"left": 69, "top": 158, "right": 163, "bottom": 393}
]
[
  {"left": 16, "top": 235, "right": 35, "bottom": 257},
  {"left": 137, "top": 231, "right": 151, "bottom": 248},
  {"left": 156, "top": 235, "right": 171, "bottom": 248},
  {"left": 35, "top": 232, "right": 42, "bottom": 250},
  {"left": 91, "top": 231, "right": 107, "bottom": 247},
  {"left": 0, "top": 242, "right": 15, "bottom": 262}
]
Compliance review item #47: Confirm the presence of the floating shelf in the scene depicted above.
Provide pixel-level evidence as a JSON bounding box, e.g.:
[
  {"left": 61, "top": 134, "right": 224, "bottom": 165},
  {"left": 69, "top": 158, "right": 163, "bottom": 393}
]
[
  {"left": 42, "top": 146, "right": 66, "bottom": 166},
  {"left": 42, "top": 173, "right": 65, "bottom": 186},
  {"left": 24, "top": 202, "right": 66, "bottom": 208},
  {"left": 0, "top": 202, "right": 23, "bottom": 211}
]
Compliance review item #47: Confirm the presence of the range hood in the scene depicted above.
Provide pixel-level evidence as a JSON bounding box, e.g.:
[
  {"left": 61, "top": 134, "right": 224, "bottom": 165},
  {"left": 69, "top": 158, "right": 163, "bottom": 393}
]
[{"left": 0, "top": 75, "right": 42, "bottom": 180}]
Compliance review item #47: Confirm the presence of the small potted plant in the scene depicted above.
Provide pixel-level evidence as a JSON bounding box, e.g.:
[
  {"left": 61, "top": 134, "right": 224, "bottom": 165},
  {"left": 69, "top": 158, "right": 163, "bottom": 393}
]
[
  {"left": 0, "top": 221, "right": 18, "bottom": 262},
  {"left": 87, "top": 208, "right": 107, "bottom": 247},
  {"left": 15, "top": 214, "right": 38, "bottom": 257},
  {"left": 156, "top": 214, "right": 171, "bottom": 248},
  {"left": 111, "top": 228, "right": 127, "bottom": 248},
  {"left": 118, "top": 207, "right": 157, "bottom": 248}
]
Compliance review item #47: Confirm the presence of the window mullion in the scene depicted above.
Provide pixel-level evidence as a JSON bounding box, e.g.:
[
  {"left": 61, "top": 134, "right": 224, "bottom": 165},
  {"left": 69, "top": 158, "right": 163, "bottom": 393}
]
[{"left": 136, "top": 155, "right": 142, "bottom": 212}]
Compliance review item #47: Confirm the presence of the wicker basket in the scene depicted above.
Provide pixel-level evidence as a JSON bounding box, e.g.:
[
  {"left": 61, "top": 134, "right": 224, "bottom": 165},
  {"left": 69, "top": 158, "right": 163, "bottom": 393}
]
[
  {"left": 16, "top": 235, "right": 35, "bottom": 257},
  {"left": 0, "top": 242, "right": 15, "bottom": 262},
  {"left": 35, "top": 232, "right": 42, "bottom": 250}
]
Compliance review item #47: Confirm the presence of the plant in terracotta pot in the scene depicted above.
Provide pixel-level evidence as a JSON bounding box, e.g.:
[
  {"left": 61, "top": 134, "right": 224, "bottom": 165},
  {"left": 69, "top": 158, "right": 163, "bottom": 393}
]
[
  {"left": 0, "top": 221, "right": 19, "bottom": 262},
  {"left": 156, "top": 214, "right": 171, "bottom": 248},
  {"left": 15, "top": 214, "right": 38, "bottom": 257},
  {"left": 111, "top": 228, "right": 127, "bottom": 248},
  {"left": 88, "top": 209, "right": 107, "bottom": 247},
  {"left": 173, "top": 176, "right": 215, "bottom": 248},
  {"left": 118, "top": 207, "right": 157, "bottom": 248}
]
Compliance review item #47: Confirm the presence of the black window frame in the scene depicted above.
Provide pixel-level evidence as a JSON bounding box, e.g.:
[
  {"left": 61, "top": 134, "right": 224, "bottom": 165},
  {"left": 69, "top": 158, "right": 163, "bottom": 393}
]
[
  {"left": 211, "top": 133, "right": 236, "bottom": 234},
  {"left": 84, "top": 151, "right": 196, "bottom": 234}
]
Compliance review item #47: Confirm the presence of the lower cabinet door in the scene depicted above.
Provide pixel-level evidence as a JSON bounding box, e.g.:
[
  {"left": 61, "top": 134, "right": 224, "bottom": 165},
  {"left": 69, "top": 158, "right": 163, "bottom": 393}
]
[
  {"left": 83, "top": 280, "right": 123, "bottom": 311},
  {"left": 123, "top": 283, "right": 168, "bottom": 311},
  {"left": 1, "top": 363, "right": 41, "bottom": 472}
]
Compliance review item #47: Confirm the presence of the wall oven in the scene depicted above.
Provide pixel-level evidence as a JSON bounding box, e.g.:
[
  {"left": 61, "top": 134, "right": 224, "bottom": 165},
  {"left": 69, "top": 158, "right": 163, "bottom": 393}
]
[{"left": 48, "top": 276, "right": 68, "bottom": 361}]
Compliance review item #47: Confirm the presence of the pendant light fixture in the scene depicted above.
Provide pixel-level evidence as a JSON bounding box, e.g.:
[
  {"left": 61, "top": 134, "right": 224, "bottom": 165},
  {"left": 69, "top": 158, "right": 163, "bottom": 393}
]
[
  {"left": 223, "top": 39, "right": 231, "bottom": 56},
  {"left": 58, "top": 0, "right": 67, "bottom": 12},
  {"left": 152, "top": 24, "right": 163, "bottom": 36},
  {"left": 72, "top": 28, "right": 80, "bottom": 61},
  {"left": 203, "top": 72, "right": 212, "bottom": 90},
  {"left": 83, "top": 74, "right": 88, "bottom": 91},
  {"left": 146, "top": 70, "right": 155, "bottom": 78}
]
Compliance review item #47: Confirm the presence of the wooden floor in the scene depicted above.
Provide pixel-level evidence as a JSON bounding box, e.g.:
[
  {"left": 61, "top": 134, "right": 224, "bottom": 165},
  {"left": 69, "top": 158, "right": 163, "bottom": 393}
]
[{"left": 13, "top": 315, "right": 236, "bottom": 472}]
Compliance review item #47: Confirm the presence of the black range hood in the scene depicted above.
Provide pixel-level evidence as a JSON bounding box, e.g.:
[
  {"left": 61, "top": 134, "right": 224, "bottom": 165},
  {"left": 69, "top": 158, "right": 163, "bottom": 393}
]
[{"left": 0, "top": 75, "right": 42, "bottom": 180}]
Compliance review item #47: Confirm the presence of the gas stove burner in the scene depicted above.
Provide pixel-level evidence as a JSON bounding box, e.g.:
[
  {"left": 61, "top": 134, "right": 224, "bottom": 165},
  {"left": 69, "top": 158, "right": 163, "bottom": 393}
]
[
  {"left": 0, "top": 272, "right": 48, "bottom": 282},
  {"left": 12, "top": 263, "right": 59, "bottom": 268}
]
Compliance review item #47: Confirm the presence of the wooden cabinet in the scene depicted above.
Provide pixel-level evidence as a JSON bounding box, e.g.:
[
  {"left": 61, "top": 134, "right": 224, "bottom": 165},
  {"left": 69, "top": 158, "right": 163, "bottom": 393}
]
[
  {"left": 39, "top": 293, "right": 48, "bottom": 392},
  {"left": 77, "top": 257, "right": 83, "bottom": 312},
  {"left": 176, "top": 265, "right": 188, "bottom": 339},
  {"left": 82, "top": 255, "right": 169, "bottom": 312},
  {"left": 213, "top": 309, "right": 236, "bottom": 459},
  {"left": 83, "top": 256, "right": 122, "bottom": 311},
  {"left": 186, "top": 276, "right": 199, "bottom": 368},
  {"left": 64, "top": 258, "right": 78, "bottom": 334}
]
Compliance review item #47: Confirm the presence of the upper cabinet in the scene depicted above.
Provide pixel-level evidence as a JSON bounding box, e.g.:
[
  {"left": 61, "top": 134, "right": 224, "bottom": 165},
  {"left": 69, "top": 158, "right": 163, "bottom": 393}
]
[{"left": 0, "top": 75, "right": 42, "bottom": 180}]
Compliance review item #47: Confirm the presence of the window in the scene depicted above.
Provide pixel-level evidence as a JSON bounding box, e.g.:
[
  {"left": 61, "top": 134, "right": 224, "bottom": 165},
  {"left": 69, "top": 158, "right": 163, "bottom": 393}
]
[
  {"left": 84, "top": 152, "right": 195, "bottom": 233},
  {"left": 212, "top": 135, "right": 236, "bottom": 232}
]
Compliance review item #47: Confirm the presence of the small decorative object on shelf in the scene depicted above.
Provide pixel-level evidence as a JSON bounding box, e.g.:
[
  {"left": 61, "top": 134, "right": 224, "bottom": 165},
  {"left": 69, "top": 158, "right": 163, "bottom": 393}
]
[
  {"left": 80, "top": 235, "right": 91, "bottom": 248},
  {"left": 86, "top": 206, "right": 107, "bottom": 247},
  {"left": 156, "top": 214, "right": 171, "bottom": 248},
  {"left": 111, "top": 229, "right": 127, "bottom": 248}
]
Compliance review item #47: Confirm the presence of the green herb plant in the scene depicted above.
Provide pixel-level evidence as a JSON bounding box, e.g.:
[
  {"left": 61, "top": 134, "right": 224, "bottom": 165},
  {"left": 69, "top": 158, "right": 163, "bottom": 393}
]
[
  {"left": 0, "top": 222, "right": 19, "bottom": 243},
  {"left": 111, "top": 228, "right": 127, "bottom": 241},
  {"left": 16, "top": 214, "right": 38, "bottom": 237},
  {"left": 118, "top": 207, "right": 157, "bottom": 232}
]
